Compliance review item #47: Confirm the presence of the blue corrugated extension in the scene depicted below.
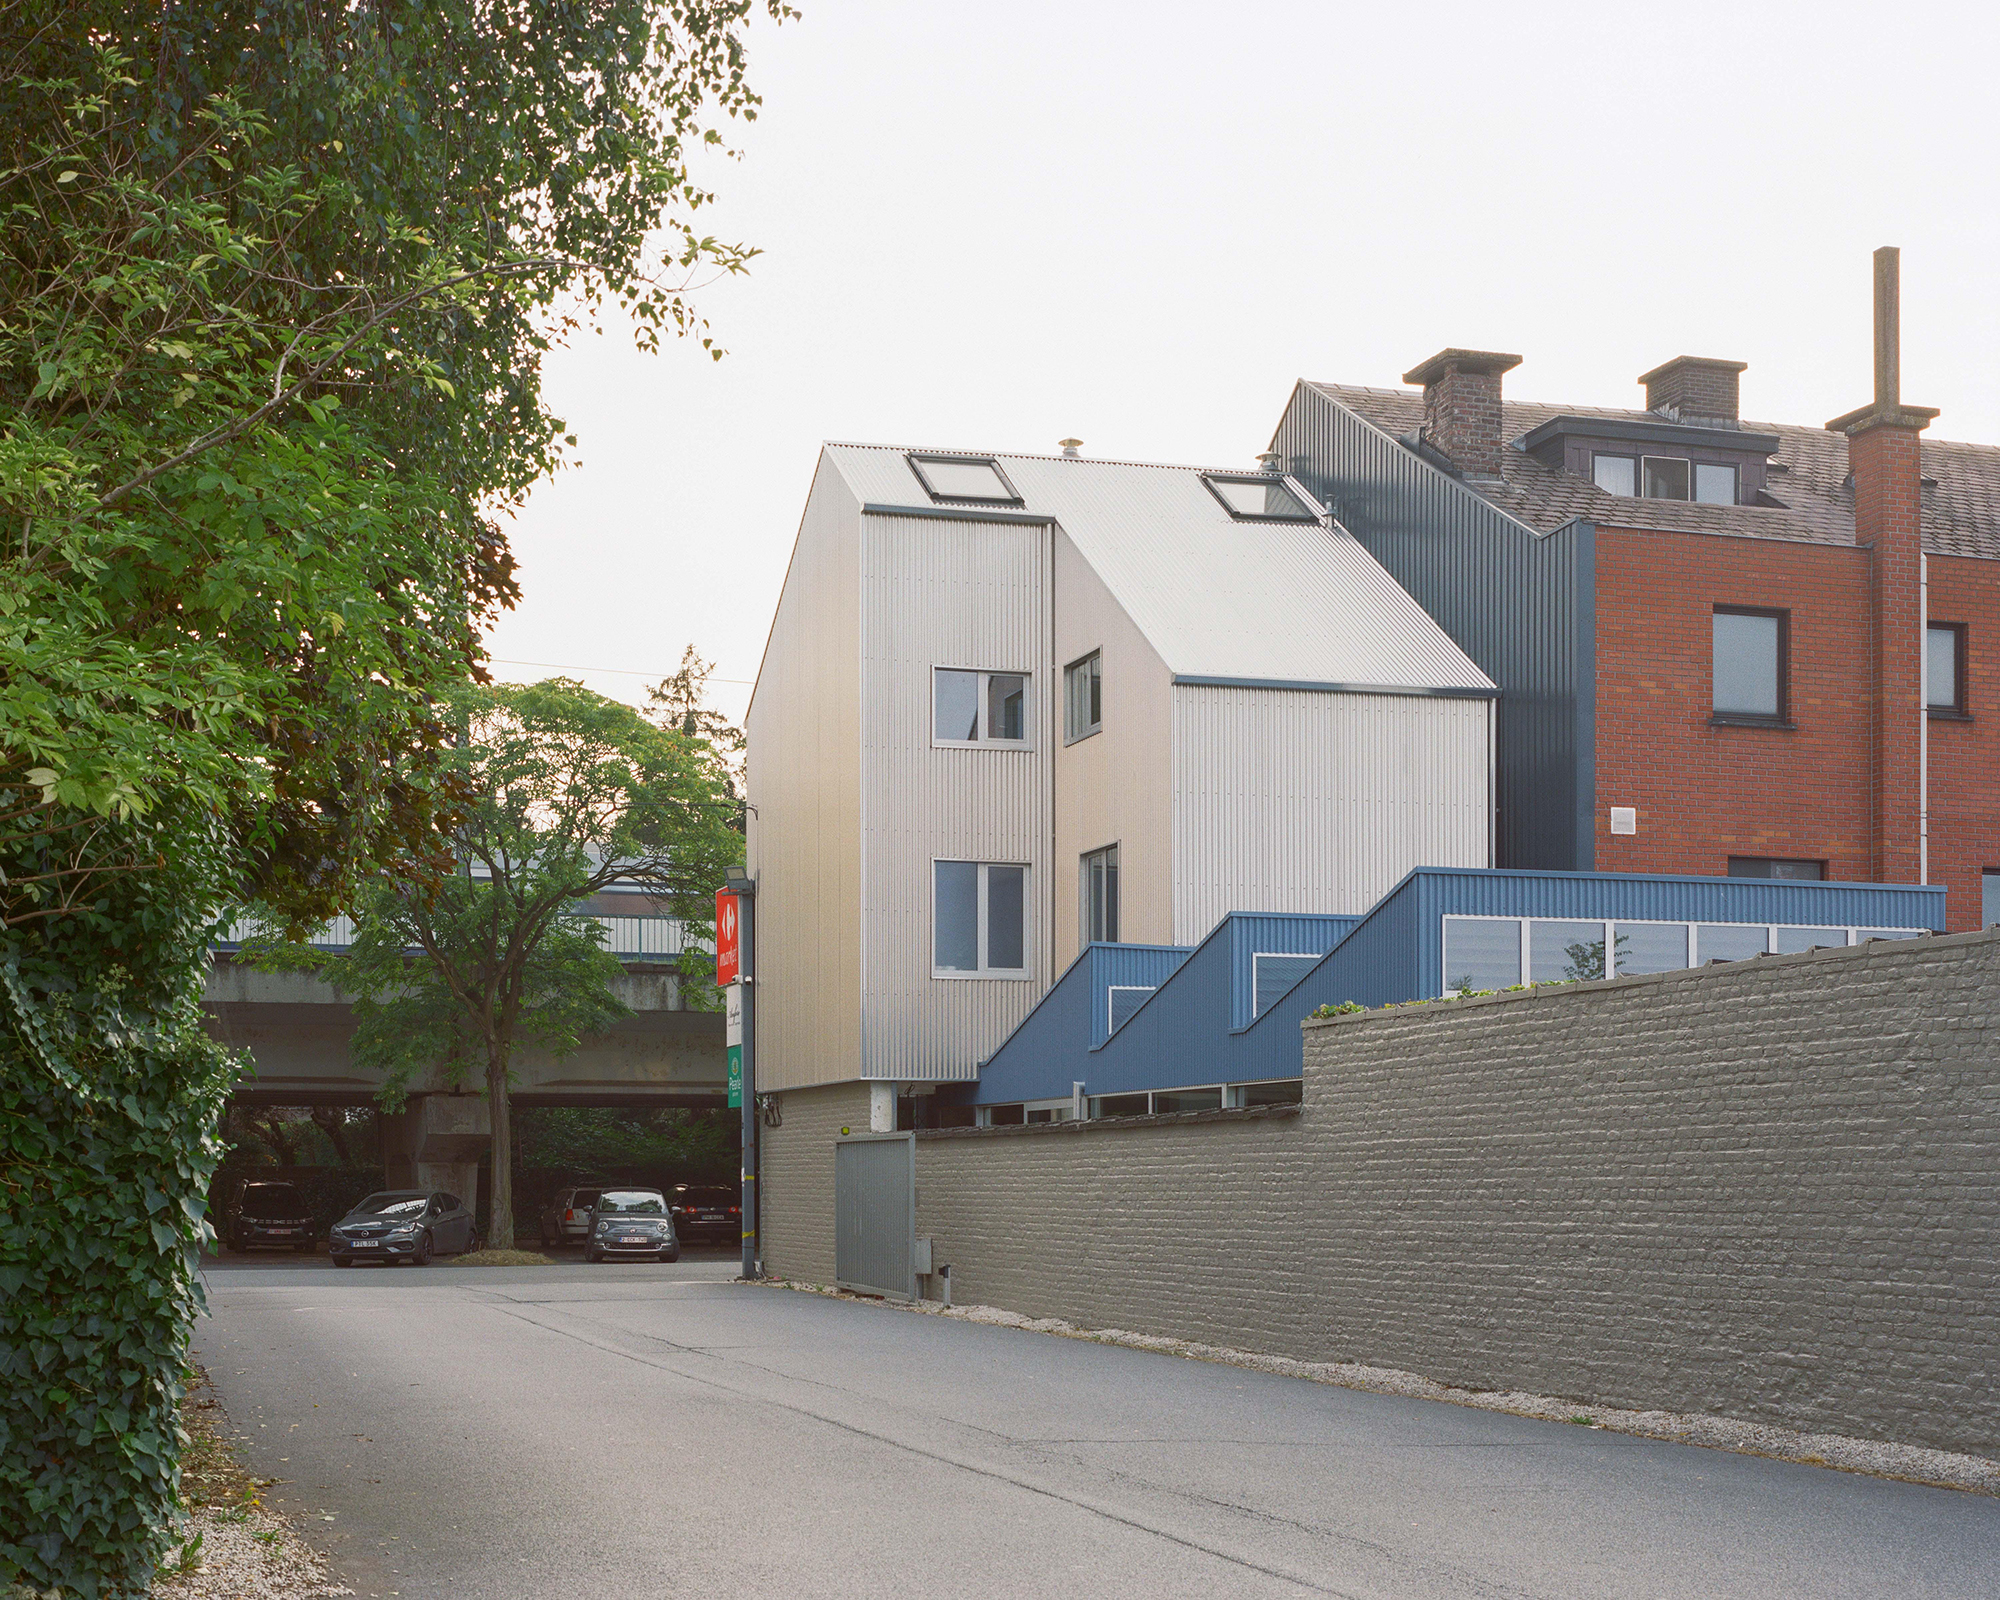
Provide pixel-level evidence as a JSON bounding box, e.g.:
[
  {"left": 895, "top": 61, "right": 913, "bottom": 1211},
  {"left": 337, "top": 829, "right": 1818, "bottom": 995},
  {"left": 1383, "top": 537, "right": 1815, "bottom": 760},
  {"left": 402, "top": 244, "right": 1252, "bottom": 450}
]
[{"left": 963, "top": 869, "right": 1947, "bottom": 1107}]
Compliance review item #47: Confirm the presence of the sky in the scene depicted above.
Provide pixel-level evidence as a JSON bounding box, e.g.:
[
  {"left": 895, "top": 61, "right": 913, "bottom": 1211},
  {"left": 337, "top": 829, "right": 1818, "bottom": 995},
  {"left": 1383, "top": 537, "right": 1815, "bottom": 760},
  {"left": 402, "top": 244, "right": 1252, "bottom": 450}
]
[{"left": 483, "top": 0, "right": 2000, "bottom": 726}]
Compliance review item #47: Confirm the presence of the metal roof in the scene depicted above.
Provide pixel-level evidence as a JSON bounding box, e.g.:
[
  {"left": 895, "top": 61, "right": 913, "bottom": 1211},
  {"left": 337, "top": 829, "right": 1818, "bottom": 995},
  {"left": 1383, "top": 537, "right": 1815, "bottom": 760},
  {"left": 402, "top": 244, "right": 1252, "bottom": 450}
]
[{"left": 821, "top": 444, "right": 1495, "bottom": 695}]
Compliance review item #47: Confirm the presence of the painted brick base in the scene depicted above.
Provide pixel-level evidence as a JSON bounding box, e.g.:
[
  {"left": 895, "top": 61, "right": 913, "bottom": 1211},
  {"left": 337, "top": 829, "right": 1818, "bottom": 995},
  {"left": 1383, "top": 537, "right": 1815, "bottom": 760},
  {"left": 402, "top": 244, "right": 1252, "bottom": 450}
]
[
  {"left": 903, "top": 930, "right": 2000, "bottom": 1459},
  {"left": 758, "top": 1079, "right": 872, "bottom": 1285}
]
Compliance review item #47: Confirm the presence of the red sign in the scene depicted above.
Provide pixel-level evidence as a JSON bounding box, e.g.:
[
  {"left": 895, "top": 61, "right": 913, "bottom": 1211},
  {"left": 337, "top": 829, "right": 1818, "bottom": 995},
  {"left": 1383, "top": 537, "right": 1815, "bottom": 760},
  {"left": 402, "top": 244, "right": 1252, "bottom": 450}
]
[{"left": 715, "top": 890, "right": 740, "bottom": 987}]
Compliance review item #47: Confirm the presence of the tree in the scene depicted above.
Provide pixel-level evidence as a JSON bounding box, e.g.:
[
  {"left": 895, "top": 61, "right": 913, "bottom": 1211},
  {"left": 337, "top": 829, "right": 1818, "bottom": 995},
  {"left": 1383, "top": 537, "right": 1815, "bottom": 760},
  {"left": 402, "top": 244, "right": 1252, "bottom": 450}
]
[
  {"left": 316, "top": 679, "right": 742, "bottom": 1248},
  {"left": 648, "top": 646, "right": 745, "bottom": 785},
  {"left": 1, "top": 6, "right": 783, "bottom": 1589}
]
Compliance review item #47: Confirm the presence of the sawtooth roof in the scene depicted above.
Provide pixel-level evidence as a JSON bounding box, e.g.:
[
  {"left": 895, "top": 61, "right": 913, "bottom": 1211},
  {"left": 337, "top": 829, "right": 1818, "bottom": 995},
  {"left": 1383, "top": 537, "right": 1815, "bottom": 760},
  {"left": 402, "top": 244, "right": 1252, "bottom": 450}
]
[{"left": 1306, "top": 383, "right": 2000, "bottom": 561}]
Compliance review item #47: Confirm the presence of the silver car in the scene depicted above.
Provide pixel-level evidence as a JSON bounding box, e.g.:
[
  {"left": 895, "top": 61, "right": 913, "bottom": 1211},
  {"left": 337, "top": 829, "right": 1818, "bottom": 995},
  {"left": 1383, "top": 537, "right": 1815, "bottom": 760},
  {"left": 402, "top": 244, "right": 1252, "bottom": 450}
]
[
  {"left": 538, "top": 1186, "right": 600, "bottom": 1247},
  {"left": 584, "top": 1188, "right": 681, "bottom": 1264}
]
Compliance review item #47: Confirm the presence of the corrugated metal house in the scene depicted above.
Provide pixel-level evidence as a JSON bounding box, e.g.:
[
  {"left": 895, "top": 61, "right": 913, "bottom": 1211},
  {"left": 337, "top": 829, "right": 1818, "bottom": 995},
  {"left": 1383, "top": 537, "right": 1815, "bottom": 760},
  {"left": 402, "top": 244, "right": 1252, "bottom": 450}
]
[
  {"left": 745, "top": 444, "right": 1496, "bottom": 1105},
  {"left": 963, "top": 868, "right": 1948, "bottom": 1117}
]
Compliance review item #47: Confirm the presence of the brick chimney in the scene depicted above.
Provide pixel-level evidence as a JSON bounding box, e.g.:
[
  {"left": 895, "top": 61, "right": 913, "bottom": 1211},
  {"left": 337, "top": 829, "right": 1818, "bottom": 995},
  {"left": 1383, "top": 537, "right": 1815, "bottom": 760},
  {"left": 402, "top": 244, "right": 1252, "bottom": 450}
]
[
  {"left": 1825, "top": 246, "right": 1938, "bottom": 884},
  {"left": 1639, "top": 356, "right": 1748, "bottom": 424},
  {"left": 1402, "top": 348, "right": 1522, "bottom": 480}
]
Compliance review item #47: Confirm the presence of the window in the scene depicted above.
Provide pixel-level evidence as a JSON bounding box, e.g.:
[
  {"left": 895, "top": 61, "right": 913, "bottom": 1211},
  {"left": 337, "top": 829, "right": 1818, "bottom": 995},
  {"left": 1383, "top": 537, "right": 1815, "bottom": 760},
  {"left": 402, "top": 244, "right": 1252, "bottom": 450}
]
[
  {"left": 1696, "top": 923, "right": 1769, "bottom": 964},
  {"left": 1613, "top": 922, "right": 1689, "bottom": 976},
  {"left": 906, "top": 453, "right": 1023, "bottom": 506},
  {"left": 1252, "top": 953, "right": 1322, "bottom": 1016},
  {"left": 1592, "top": 454, "right": 1636, "bottom": 496},
  {"left": 1774, "top": 926, "right": 1845, "bottom": 953},
  {"left": 1107, "top": 985, "right": 1152, "bottom": 1033},
  {"left": 1529, "top": 919, "right": 1609, "bottom": 982},
  {"left": 934, "top": 668, "right": 1029, "bottom": 744},
  {"left": 1728, "top": 856, "right": 1823, "bottom": 880},
  {"left": 1642, "top": 457, "right": 1691, "bottom": 500},
  {"left": 1986, "top": 870, "right": 2000, "bottom": 927},
  {"left": 1927, "top": 624, "right": 1965, "bottom": 713},
  {"left": 933, "top": 861, "right": 1029, "bottom": 976},
  {"left": 1712, "top": 608, "right": 1786, "bottom": 721},
  {"left": 1443, "top": 916, "right": 1523, "bottom": 991},
  {"left": 1200, "top": 473, "right": 1319, "bottom": 522},
  {"left": 1694, "top": 462, "right": 1739, "bottom": 505},
  {"left": 1081, "top": 845, "right": 1119, "bottom": 944},
  {"left": 1153, "top": 1088, "right": 1223, "bottom": 1114},
  {"left": 1064, "top": 651, "right": 1102, "bottom": 741}
]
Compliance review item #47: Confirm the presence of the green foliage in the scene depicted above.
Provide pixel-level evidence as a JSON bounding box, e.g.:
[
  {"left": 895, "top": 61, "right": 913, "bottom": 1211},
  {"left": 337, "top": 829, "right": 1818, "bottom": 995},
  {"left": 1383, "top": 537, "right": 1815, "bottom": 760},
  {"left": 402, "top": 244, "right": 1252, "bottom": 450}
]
[
  {"left": 2, "top": 4, "right": 783, "bottom": 1588},
  {"left": 1308, "top": 1000, "right": 1366, "bottom": 1019},
  {"left": 289, "top": 678, "right": 744, "bottom": 1245},
  {"left": 0, "top": 874, "right": 237, "bottom": 1596},
  {"left": 520, "top": 1106, "right": 736, "bottom": 1178}
]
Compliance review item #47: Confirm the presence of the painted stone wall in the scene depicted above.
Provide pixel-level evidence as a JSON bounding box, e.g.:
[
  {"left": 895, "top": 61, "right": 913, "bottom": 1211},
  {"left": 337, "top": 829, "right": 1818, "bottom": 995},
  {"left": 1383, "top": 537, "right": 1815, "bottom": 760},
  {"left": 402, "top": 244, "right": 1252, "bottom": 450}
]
[{"left": 901, "top": 929, "right": 2000, "bottom": 1458}]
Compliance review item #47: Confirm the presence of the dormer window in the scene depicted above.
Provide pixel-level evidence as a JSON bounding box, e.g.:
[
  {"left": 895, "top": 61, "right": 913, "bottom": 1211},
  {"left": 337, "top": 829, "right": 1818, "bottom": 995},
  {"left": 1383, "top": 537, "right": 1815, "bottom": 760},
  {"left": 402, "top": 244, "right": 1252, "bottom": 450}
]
[
  {"left": 1591, "top": 452, "right": 1739, "bottom": 505},
  {"left": 1201, "top": 473, "right": 1319, "bottom": 523},
  {"left": 907, "top": 453, "right": 1024, "bottom": 506}
]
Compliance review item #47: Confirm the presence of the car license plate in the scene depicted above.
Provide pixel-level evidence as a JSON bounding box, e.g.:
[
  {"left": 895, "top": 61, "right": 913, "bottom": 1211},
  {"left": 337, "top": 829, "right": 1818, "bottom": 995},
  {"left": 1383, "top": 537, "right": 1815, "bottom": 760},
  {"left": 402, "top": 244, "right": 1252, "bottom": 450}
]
[
  {"left": 351, "top": 1240, "right": 379, "bottom": 1248},
  {"left": 618, "top": 1235, "right": 645, "bottom": 1245}
]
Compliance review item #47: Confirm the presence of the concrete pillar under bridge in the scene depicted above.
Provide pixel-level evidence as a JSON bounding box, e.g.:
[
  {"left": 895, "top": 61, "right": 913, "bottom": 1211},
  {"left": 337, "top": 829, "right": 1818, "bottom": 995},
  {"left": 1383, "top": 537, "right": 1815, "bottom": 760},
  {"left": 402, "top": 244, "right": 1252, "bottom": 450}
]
[{"left": 206, "top": 957, "right": 731, "bottom": 1225}]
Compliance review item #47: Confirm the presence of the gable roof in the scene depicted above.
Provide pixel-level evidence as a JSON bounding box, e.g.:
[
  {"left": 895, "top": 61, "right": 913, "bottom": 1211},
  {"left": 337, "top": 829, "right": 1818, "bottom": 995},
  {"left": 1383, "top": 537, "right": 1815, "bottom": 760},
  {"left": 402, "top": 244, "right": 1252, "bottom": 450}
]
[
  {"left": 1305, "top": 383, "right": 2000, "bottom": 561},
  {"left": 820, "top": 443, "right": 1495, "bottom": 695}
]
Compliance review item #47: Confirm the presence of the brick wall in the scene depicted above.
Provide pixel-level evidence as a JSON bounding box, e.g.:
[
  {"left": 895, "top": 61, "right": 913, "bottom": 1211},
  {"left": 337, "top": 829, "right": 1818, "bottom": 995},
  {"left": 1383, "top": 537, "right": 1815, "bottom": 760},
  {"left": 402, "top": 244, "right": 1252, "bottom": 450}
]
[
  {"left": 758, "top": 1079, "right": 871, "bottom": 1284},
  {"left": 900, "top": 930, "right": 2000, "bottom": 1458},
  {"left": 1592, "top": 528, "right": 2000, "bottom": 927}
]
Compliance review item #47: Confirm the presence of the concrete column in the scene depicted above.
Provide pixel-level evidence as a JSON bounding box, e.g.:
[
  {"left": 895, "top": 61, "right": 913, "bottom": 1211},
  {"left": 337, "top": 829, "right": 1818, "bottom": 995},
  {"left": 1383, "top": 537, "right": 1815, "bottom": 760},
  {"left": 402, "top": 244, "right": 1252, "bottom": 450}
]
[{"left": 869, "top": 1082, "right": 897, "bottom": 1132}]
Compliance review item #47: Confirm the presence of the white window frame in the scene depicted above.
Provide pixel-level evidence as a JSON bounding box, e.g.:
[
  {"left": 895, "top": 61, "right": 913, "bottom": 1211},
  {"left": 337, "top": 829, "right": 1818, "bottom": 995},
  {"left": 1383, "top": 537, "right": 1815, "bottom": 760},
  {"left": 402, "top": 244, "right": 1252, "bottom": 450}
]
[
  {"left": 1439, "top": 913, "right": 1928, "bottom": 995},
  {"left": 1064, "top": 651, "right": 1102, "bottom": 744},
  {"left": 1080, "top": 842, "right": 1119, "bottom": 944},
  {"left": 931, "top": 859, "right": 1033, "bottom": 980},
  {"left": 1250, "top": 951, "right": 1324, "bottom": 1017},
  {"left": 932, "top": 666, "right": 1033, "bottom": 749},
  {"left": 1106, "top": 984, "right": 1152, "bottom": 1034}
]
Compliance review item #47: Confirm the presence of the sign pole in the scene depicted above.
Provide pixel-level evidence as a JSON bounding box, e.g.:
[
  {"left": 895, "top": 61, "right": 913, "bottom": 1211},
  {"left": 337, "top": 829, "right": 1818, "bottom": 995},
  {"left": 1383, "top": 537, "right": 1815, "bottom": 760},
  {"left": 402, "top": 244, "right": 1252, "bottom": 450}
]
[{"left": 718, "top": 879, "right": 758, "bottom": 1280}]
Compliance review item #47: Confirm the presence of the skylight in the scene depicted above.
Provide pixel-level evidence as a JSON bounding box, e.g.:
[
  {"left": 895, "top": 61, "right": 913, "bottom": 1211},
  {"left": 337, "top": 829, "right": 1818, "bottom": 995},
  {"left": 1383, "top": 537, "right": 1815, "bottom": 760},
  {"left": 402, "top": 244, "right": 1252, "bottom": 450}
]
[
  {"left": 1201, "top": 473, "right": 1319, "bottom": 523},
  {"left": 907, "top": 453, "right": 1024, "bottom": 506}
]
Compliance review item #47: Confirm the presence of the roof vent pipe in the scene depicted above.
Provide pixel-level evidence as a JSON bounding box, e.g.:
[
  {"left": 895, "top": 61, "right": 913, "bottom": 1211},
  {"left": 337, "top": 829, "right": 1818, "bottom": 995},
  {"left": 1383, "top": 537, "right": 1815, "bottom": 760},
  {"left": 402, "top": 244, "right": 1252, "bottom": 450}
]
[
  {"left": 1256, "top": 450, "right": 1284, "bottom": 473},
  {"left": 1058, "top": 438, "right": 1083, "bottom": 458}
]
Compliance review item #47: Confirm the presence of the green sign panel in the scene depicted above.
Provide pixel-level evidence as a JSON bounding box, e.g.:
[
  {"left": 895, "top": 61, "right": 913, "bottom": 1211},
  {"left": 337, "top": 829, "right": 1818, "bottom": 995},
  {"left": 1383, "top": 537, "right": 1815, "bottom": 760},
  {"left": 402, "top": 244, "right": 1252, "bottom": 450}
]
[{"left": 726, "top": 1043, "right": 742, "bottom": 1109}]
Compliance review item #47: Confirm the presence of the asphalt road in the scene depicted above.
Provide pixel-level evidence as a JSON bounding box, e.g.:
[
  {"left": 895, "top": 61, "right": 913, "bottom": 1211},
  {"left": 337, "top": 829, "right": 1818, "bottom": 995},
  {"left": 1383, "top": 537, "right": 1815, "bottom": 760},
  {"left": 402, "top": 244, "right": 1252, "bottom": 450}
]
[{"left": 193, "top": 1254, "right": 2000, "bottom": 1599}]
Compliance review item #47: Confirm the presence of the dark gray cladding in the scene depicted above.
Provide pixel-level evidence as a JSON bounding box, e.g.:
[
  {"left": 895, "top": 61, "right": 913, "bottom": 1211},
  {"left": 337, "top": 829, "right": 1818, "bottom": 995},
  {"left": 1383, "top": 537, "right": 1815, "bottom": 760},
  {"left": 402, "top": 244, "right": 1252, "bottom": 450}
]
[{"left": 1269, "top": 383, "right": 1595, "bottom": 871}]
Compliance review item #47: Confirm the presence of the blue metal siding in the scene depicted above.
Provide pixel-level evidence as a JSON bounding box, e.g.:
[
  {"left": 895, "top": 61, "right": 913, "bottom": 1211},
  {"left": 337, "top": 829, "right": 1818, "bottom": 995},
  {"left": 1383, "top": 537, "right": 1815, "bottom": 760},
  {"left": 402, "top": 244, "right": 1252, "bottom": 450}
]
[
  {"left": 1225, "top": 914, "right": 1362, "bottom": 1030},
  {"left": 965, "top": 869, "right": 1948, "bottom": 1107},
  {"left": 1270, "top": 386, "right": 1596, "bottom": 871}
]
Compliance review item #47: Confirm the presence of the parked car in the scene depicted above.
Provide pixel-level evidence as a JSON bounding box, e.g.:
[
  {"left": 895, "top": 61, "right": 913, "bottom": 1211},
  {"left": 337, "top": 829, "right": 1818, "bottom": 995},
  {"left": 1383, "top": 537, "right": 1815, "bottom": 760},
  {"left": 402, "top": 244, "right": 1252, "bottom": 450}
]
[
  {"left": 584, "top": 1188, "right": 681, "bottom": 1264},
  {"left": 537, "top": 1187, "right": 601, "bottom": 1248},
  {"left": 223, "top": 1181, "right": 319, "bottom": 1253},
  {"left": 328, "top": 1190, "right": 478, "bottom": 1267},
  {"left": 664, "top": 1184, "right": 742, "bottom": 1247}
]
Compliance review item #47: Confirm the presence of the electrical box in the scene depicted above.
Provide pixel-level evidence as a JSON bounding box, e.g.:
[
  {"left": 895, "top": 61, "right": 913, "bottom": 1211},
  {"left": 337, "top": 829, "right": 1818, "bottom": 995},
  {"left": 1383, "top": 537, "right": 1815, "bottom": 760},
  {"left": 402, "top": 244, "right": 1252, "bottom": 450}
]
[{"left": 912, "top": 1235, "right": 934, "bottom": 1276}]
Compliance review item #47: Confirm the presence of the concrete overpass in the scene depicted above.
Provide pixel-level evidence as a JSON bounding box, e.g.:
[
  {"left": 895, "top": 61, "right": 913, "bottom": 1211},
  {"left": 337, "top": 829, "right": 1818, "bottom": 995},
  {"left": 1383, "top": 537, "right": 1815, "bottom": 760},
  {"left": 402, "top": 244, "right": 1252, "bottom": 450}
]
[{"left": 203, "top": 954, "right": 726, "bottom": 1209}]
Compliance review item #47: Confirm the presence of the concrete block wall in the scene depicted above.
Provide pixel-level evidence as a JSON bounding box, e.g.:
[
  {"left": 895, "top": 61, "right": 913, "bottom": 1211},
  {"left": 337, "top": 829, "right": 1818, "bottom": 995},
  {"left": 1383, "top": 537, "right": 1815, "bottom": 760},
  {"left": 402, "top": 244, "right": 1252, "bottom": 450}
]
[
  {"left": 758, "top": 1080, "right": 872, "bottom": 1284},
  {"left": 906, "top": 929, "right": 2000, "bottom": 1458}
]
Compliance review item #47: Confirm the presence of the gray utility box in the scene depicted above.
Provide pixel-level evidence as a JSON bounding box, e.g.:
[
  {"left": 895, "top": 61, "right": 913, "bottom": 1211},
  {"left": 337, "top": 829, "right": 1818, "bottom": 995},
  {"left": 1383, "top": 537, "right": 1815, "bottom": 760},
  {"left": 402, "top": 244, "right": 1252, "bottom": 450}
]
[{"left": 834, "top": 1132, "right": 915, "bottom": 1300}]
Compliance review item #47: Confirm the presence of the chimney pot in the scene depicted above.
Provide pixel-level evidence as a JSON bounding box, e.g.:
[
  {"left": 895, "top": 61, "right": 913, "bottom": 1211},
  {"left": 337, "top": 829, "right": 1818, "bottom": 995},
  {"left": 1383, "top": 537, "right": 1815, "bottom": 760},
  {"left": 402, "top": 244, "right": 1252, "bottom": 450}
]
[
  {"left": 1639, "top": 356, "right": 1748, "bottom": 424},
  {"left": 1401, "top": 348, "right": 1522, "bottom": 479}
]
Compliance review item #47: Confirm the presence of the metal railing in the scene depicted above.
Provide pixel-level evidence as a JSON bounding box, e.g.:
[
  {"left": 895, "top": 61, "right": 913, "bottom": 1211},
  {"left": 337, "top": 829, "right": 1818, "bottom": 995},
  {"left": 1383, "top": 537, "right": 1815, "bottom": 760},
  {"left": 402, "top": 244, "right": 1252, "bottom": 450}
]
[{"left": 215, "top": 912, "right": 686, "bottom": 960}]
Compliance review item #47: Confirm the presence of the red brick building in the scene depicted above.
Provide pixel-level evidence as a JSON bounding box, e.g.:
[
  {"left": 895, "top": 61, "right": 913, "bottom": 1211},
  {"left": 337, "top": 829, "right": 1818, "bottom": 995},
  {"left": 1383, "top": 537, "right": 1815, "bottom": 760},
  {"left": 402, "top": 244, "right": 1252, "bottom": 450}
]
[{"left": 1273, "top": 259, "right": 2000, "bottom": 930}]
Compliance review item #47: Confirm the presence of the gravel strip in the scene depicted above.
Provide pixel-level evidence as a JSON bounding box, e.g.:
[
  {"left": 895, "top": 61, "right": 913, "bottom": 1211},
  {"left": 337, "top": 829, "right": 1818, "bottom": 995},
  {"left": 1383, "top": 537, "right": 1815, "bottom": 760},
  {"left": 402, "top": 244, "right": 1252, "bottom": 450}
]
[
  {"left": 761, "top": 1278, "right": 2000, "bottom": 1496},
  {"left": 448, "top": 1248, "right": 555, "bottom": 1267}
]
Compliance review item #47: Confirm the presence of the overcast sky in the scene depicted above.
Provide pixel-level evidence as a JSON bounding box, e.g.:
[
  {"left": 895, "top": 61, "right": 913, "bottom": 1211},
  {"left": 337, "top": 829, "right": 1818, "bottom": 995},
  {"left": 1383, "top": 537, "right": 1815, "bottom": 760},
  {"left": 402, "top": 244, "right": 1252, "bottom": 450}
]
[{"left": 483, "top": 0, "right": 2000, "bottom": 725}]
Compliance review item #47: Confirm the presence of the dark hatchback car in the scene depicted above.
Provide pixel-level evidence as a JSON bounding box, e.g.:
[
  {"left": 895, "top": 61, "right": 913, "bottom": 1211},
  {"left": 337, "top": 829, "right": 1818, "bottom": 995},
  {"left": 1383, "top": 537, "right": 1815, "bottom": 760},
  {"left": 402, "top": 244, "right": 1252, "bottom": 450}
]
[
  {"left": 665, "top": 1184, "right": 741, "bottom": 1247},
  {"left": 328, "top": 1190, "right": 478, "bottom": 1267},
  {"left": 585, "top": 1188, "right": 680, "bottom": 1264},
  {"left": 223, "top": 1181, "right": 319, "bottom": 1253}
]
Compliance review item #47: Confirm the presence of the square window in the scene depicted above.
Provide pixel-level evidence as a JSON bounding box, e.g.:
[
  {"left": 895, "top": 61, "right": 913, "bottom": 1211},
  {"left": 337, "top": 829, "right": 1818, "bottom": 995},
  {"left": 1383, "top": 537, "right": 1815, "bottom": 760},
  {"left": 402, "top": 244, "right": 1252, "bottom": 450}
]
[
  {"left": 1613, "top": 921, "right": 1690, "bottom": 976},
  {"left": 1080, "top": 845, "right": 1119, "bottom": 944},
  {"left": 1927, "top": 624, "right": 1964, "bottom": 712},
  {"left": 1443, "top": 917, "right": 1522, "bottom": 992},
  {"left": 934, "top": 861, "right": 1029, "bottom": 977},
  {"left": 1200, "top": 473, "right": 1320, "bottom": 523},
  {"left": 1694, "top": 462, "right": 1739, "bottom": 505},
  {"left": 1713, "top": 608, "right": 1786, "bottom": 720},
  {"left": 1252, "top": 952, "right": 1323, "bottom": 1016},
  {"left": 1592, "top": 454, "right": 1636, "bottom": 496},
  {"left": 1642, "top": 457, "right": 1691, "bottom": 500},
  {"left": 1727, "top": 856, "right": 1823, "bottom": 880},
  {"left": 1529, "top": 920, "right": 1607, "bottom": 982},
  {"left": 907, "top": 453, "right": 1023, "bottom": 505},
  {"left": 1064, "top": 651, "right": 1102, "bottom": 741},
  {"left": 1774, "top": 926, "right": 1846, "bottom": 953},
  {"left": 1107, "top": 985, "right": 1152, "bottom": 1033},
  {"left": 1696, "top": 923, "right": 1770, "bottom": 964},
  {"left": 934, "top": 668, "right": 1030, "bottom": 744}
]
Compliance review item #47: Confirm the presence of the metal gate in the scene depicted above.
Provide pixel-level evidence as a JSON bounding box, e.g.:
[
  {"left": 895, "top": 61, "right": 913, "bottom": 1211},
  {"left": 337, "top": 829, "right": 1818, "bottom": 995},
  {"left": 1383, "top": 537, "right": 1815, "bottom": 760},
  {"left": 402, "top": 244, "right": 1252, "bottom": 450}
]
[{"left": 834, "top": 1132, "right": 914, "bottom": 1300}]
